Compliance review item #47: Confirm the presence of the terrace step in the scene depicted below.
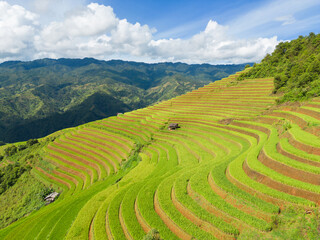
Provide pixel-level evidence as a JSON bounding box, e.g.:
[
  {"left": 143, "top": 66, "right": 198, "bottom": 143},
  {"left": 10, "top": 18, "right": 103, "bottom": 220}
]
[{"left": 243, "top": 159, "right": 320, "bottom": 204}]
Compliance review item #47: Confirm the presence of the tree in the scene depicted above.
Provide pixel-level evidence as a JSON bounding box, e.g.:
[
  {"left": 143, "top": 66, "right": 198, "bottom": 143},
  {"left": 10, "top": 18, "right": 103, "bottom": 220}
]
[{"left": 26, "top": 139, "right": 39, "bottom": 147}]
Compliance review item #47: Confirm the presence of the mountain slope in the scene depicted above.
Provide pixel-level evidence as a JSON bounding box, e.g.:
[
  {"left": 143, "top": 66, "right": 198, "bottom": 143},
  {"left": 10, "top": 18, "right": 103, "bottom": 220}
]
[
  {"left": 0, "top": 58, "right": 247, "bottom": 142},
  {"left": 239, "top": 32, "right": 320, "bottom": 103},
  {"left": 1, "top": 68, "right": 320, "bottom": 239}
]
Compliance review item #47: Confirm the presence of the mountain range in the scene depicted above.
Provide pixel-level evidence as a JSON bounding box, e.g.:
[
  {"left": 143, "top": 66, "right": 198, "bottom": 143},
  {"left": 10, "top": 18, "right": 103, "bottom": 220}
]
[{"left": 0, "top": 58, "right": 247, "bottom": 142}]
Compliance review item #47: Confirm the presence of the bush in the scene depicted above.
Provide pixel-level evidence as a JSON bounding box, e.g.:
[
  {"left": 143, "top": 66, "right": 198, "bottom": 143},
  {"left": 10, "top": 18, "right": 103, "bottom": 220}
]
[
  {"left": 143, "top": 229, "right": 163, "bottom": 240},
  {"left": 274, "top": 74, "right": 288, "bottom": 92},
  {"left": 18, "top": 144, "right": 27, "bottom": 151},
  {"left": 0, "top": 163, "right": 29, "bottom": 195},
  {"left": 26, "top": 139, "right": 39, "bottom": 147},
  {"left": 4, "top": 145, "right": 17, "bottom": 157}
]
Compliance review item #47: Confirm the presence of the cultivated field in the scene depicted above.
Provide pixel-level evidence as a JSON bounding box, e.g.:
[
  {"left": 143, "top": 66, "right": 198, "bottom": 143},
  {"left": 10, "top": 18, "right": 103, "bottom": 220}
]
[{"left": 1, "top": 70, "right": 320, "bottom": 239}]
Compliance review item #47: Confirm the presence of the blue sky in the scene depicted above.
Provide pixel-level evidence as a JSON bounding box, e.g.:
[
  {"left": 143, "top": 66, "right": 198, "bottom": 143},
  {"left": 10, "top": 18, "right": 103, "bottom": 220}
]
[
  {"left": 94, "top": 0, "right": 267, "bottom": 38},
  {"left": 92, "top": 0, "right": 319, "bottom": 39},
  {"left": 1, "top": 0, "right": 320, "bottom": 64}
]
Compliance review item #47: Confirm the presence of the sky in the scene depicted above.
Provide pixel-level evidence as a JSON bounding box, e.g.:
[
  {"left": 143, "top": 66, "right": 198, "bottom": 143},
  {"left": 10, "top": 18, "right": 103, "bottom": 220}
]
[{"left": 0, "top": 0, "right": 320, "bottom": 64}]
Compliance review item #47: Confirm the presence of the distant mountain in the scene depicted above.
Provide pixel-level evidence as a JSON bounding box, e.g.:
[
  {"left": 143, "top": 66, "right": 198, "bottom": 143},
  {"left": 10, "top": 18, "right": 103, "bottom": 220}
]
[{"left": 0, "top": 58, "right": 248, "bottom": 142}]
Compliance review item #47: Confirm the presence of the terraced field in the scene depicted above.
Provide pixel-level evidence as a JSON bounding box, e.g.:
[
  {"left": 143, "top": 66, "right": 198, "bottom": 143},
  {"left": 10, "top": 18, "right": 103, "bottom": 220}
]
[{"left": 1, "top": 70, "right": 320, "bottom": 239}]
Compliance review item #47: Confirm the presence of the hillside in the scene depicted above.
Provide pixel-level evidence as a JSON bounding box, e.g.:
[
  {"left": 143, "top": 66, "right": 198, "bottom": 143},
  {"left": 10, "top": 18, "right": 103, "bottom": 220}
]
[
  {"left": 1, "top": 67, "right": 320, "bottom": 239},
  {"left": 239, "top": 33, "right": 320, "bottom": 103},
  {"left": 0, "top": 58, "right": 246, "bottom": 143}
]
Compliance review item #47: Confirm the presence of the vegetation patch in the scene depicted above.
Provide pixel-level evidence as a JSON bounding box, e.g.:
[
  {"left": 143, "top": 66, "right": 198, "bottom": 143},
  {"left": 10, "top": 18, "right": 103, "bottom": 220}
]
[
  {"left": 239, "top": 206, "right": 320, "bottom": 239},
  {"left": 239, "top": 33, "right": 320, "bottom": 103}
]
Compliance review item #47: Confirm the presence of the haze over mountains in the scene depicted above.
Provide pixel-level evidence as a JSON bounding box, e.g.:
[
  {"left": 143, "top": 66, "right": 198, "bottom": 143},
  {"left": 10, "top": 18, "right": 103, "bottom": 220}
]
[{"left": 0, "top": 58, "right": 247, "bottom": 142}]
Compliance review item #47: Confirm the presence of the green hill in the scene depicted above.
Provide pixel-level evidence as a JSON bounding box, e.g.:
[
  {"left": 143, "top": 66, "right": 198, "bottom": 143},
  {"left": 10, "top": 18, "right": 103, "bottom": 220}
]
[
  {"left": 0, "top": 59, "right": 246, "bottom": 143},
  {"left": 239, "top": 33, "right": 320, "bottom": 103}
]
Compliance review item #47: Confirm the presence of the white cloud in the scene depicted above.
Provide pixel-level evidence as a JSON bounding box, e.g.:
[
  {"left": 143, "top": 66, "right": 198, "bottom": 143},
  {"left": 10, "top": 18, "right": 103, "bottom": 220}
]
[
  {"left": 276, "top": 15, "right": 296, "bottom": 26},
  {"left": 0, "top": 1, "right": 38, "bottom": 57},
  {"left": 33, "top": 3, "right": 155, "bottom": 59},
  {"left": 0, "top": 1, "right": 279, "bottom": 64},
  {"left": 149, "top": 20, "right": 278, "bottom": 64}
]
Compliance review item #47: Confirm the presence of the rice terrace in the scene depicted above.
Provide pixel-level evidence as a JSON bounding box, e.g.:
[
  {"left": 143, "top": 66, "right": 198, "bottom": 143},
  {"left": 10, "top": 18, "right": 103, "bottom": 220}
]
[
  {"left": 0, "top": 1, "right": 320, "bottom": 240},
  {"left": 1, "top": 52, "right": 320, "bottom": 238}
]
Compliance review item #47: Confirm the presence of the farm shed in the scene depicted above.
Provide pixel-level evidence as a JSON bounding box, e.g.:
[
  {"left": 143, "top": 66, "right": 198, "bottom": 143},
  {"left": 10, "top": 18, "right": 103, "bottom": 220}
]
[
  {"left": 168, "top": 123, "right": 179, "bottom": 130},
  {"left": 44, "top": 192, "right": 60, "bottom": 204}
]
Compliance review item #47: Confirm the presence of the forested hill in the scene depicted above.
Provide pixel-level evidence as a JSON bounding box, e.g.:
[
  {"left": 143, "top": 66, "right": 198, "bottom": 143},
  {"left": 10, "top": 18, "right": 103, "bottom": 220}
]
[
  {"left": 0, "top": 58, "right": 247, "bottom": 142},
  {"left": 239, "top": 33, "right": 320, "bottom": 103}
]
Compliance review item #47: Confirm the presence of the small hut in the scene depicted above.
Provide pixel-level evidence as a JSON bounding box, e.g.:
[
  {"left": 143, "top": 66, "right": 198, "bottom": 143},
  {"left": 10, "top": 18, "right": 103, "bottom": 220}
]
[
  {"left": 44, "top": 192, "right": 60, "bottom": 204},
  {"left": 168, "top": 123, "right": 179, "bottom": 130}
]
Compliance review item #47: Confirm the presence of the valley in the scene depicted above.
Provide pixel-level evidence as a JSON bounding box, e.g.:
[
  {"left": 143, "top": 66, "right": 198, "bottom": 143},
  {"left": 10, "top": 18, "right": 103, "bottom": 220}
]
[{"left": 0, "top": 59, "right": 246, "bottom": 143}]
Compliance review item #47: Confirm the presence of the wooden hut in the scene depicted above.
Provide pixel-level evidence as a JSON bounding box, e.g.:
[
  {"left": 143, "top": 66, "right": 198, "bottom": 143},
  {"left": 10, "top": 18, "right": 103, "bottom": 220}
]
[
  {"left": 168, "top": 123, "right": 179, "bottom": 130},
  {"left": 44, "top": 192, "right": 60, "bottom": 204}
]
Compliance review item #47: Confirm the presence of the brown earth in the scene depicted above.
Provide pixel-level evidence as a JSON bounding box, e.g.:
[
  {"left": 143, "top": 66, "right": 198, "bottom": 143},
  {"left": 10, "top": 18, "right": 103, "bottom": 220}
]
[
  {"left": 99, "top": 122, "right": 149, "bottom": 142},
  {"left": 296, "top": 108, "right": 320, "bottom": 121},
  {"left": 187, "top": 182, "right": 251, "bottom": 232},
  {"left": 171, "top": 186, "right": 236, "bottom": 240},
  {"left": 226, "top": 166, "right": 286, "bottom": 208},
  {"left": 269, "top": 112, "right": 307, "bottom": 129},
  {"left": 154, "top": 190, "right": 193, "bottom": 240},
  {"left": 78, "top": 129, "right": 131, "bottom": 152},
  {"left": 60, "top": 138, "right": 111, "bottom": 175},
  {"left": 231, "top": 121, "right": 270, "bottom": 135},
  {"left": 67, "top": 134, "right": 119, "bottom": 169},
  {"left": 155, "top": 134, "right": 201, "bottom": 162},
  {"left": 48, "top": 145, "right": 95, "bottom": 183},
  {"left": 47, "top": 151, "right": 88, "bottom": 186},
  {"left": 76, "top": 131, "right": 128, "bottom": 159},
  {"left": 287, "top": 132, "right": 320, "bottom": 156},
  {"left": 134, "top": 199, "right": 152, "bottom": 233},
  {"left": 119, "top": 203, "right": 133, "bottom": 240},
  {"left": 277, "top": 143, "right": 320, "bottom": 168},
  {"left": 53, "top": 169, "right": 78, "bottom": 187},
  {"left": 243, "top": 159, "right": 320, "bottom": 205},
  {"left": 53, "top": 142, "right": 101, "bottom": 179},
  {"left": 88, "top": 214, "right": 95, "bottom": 240},
  {"left": 106, "top": 206, "right": 114, "bottom": 240},
  {"left": 35, "top": 167, "right": 71, "bottom": 189},
  {"left": 258, "top": 149, "right": 320, "bottom": 185},
  {"left": 207, "top": 172, "right": 273, "bottom": 222}
]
